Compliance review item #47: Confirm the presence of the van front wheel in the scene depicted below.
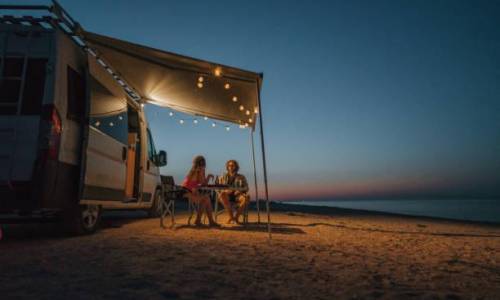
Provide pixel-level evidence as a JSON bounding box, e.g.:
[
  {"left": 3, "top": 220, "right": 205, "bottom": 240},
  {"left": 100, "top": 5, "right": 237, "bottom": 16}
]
[
  {"left": 64, "top": 204, "right": 102, "bottom": 235},
  {"left": 147, "top": 190, "right": 163, "bottom": 218}
]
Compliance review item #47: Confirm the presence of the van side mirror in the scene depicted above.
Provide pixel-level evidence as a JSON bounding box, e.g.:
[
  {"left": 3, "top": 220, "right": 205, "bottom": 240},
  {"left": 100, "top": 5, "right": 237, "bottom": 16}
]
[{"left": 156, "top": 150, "right": 167, "bottom": 167}]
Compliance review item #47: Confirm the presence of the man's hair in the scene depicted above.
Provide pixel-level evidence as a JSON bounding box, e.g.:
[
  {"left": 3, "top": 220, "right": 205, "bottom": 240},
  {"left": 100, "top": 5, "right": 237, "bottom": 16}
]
[{"left": 226, "top": 159, "right": 240, "bottom": 173}]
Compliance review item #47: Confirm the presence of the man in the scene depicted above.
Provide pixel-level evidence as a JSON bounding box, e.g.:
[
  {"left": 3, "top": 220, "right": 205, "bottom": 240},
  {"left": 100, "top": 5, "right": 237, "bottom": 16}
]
[{"left": 218, "top": 160, "right": 250, "bottom": 224}]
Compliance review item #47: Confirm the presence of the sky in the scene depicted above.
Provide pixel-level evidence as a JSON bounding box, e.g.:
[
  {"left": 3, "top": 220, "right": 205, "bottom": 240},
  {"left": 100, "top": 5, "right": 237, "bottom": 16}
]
[{"left": 4, "top": 0, "right": 500, "bottom": 200}]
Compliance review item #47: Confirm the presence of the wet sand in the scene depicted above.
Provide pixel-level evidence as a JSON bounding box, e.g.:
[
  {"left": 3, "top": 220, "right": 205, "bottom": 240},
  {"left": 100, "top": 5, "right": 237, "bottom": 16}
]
[{"left": 1, "top": 203, "right": 500, "bottom": 299}]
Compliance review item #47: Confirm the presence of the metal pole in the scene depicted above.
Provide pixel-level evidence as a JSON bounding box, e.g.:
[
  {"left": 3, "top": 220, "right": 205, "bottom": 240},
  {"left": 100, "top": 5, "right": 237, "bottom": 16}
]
[
  {"left": 256, "top": 74, "right": 271, "bottom": 240},
  {"left": 250, "top": 130, "right": 260, "bottom": 223}
]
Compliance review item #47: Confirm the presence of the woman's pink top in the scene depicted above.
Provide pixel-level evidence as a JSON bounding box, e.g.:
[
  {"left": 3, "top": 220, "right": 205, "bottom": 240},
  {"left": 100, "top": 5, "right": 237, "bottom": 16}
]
[{"left": 182, "top": 177, "right": 200, "bottom": 192}]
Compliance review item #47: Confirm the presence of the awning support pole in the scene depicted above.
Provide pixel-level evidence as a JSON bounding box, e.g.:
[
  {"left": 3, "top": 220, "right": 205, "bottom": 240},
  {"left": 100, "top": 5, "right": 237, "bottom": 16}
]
[
  {"left": 250, "top": 130, "right": 260, "bottom": 223},
  {"left": 256, "top": 79, "right": 271, "bottom": 240}
]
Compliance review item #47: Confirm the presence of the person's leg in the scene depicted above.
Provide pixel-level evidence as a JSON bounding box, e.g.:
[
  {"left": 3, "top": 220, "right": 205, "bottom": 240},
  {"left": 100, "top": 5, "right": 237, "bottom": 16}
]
[
  {"left": 202, "top": 195, "right": 218, "bottom": 225},
  {"left": 218, "top": 191, "right": 234, "bottom": 223},
  {"left": 189, "top": 193, "right": 203, "bottom": 225},
  {"left": 235, "top": 194, "right": 250, "bottom": 223}
]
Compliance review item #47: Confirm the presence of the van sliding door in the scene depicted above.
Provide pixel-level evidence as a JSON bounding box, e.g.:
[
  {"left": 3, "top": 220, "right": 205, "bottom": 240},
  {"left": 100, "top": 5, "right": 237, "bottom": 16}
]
[{"left": 80, "top": 55, "right": 127, "bottom": 203}]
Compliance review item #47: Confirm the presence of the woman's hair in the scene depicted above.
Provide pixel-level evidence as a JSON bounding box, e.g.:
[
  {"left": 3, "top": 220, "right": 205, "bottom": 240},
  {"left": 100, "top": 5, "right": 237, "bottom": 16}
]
[
  {"left": 188, "top": 155, "right": 206, "bottom": 180},
  {"left": 226, "top": 159, "right": 239, "bottom": 173}
]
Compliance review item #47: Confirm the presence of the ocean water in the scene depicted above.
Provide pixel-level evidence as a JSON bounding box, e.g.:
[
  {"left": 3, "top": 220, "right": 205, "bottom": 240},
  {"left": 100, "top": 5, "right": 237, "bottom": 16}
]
[{"left": 284, "top": 199, "right": 500, "bottom": 223}]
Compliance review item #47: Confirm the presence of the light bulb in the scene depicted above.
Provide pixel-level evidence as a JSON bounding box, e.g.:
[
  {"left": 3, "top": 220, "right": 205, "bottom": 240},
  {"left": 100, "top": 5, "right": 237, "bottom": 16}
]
[
  {"left": 179, "top": 119, "right": 184, "bottom": 124},
  {"left": 169, "top": 111, "right": 174, "bottom": 117},
  {"left": 197, "top": 82, "right": 203, "bottom": 88},
  {"left": 239, "top": 125, "right": 245, "bottom": 129},
  {"left": 254, "top": 107, "right": 259, "bottom": 114},
  {"left": 109, "top": 122, "right": 114, "bottom": 127},
  {"left": 232, "top": 96, "right": 238, "bottom": 102},
  {"left": 245, "top": 110, "right": 250, "bottom": 115},
  {"left": 224, "top": 83, "right": 230, "bottom": 89},
  {"left": 118, "top": 116, "right": 123, "bottom": 120},
  {"left": 244, "top": 123, "right": 249, "bottom": 127},
  {"left": 198, "top": 76, "right": 204, "bottom": 82},
  {"left": 239, "top": 105, "right": 244, "bottom": 111},
  {"left": 214, "top": 67, "right": 222, "bottom": 77},
  {"left": 248, "top": 118, "right": 253, "bottom": 123},
  {"left": 193, "top": 119, "right": 198, "bottom": 124},
  {"left": 204, "top": 116, "right": 208, "bottom": 120},
  {"left": 140, "top": 103, "right": 145, "bottom": 108},
  {"left": 212, "top": 122, "right": 216, "bottom": 127},
  {"left": 95, "top": 121, "right": 100, "bottom": 127},
  {"left": 225, "top": 126, "right": 230, "bottom": 131}
]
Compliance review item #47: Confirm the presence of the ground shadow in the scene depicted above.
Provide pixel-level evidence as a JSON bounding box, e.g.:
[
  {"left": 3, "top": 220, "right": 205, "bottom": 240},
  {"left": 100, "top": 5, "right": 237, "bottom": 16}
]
[
  {"left": 272, "top": 222, "right": 500, "bottom": 238},
  {"left": 173, "top": 222, "right": 305, "bottom": 235}
]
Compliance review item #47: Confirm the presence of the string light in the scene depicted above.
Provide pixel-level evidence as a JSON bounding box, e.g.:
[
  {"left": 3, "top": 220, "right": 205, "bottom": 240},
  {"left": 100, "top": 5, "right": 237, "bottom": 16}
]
[
  {"left": 197, "top": 82, "right": 203, "bottom": 88},
  {"left": 214, "top": 67, "right": 222, "bottom": 77},
  {"left": 232, "top": 96, "right": 238, "bottom": 102},
  {"left": 140, "top": 103, "right": 145, "bottom": 108},
  {"left": 179, "top": 119, "right": 184, "bottom": 124},
  {"left": 224, "top": 83, "right": 231, "bottom": 89},
  {"left": 248, "top": 118, "right": 253, "bottom": 123},
  {"left": 95, "top": 121, "right": 100, "bottom": 127},
  {"left": 239, "top": 124, "right": 245, "bottom": 129},
  {"left": 198, "top": 76, "right": 204, "bottom": 83},
  {"left": 204, "top": 116, "right": 208, "bottom": 120},
  {"left": 118, "top": 116, "right": 123, "bottom": 120},
  {"left": 225, "top": 126, "right": 230, "bottom": 131},
  {"left": 193, "top": 119, "right": 198, "bottom": 124},
  {"left": 169, "top": 111, "right": 174, "bottom": 117},
  {"left": 212, "top": 122, "right": 216, "bottom": 127},
  {"left": 254, "top": 107, "right": 259, "bottom": 114},
  {"left": 245, "top": 110, "right": 250, "bottom": 115},
  {"left": 239, "top": 105, "right": 244, "bottom": 111},
  {"left": 109, "top": 122, "right": 114, "bottom": 127}
]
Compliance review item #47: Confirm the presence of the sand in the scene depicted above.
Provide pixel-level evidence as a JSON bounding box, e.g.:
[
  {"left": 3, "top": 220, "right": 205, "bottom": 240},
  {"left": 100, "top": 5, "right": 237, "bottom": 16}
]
[{"left": 1, "top": 203, "right": 499, "bottom": 299}]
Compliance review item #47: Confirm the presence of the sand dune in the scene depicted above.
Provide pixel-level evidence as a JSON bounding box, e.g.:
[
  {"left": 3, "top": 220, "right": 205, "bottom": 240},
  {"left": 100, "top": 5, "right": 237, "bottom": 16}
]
[{"left": 1, "top": 203, "right": 499, "bottom": 299}]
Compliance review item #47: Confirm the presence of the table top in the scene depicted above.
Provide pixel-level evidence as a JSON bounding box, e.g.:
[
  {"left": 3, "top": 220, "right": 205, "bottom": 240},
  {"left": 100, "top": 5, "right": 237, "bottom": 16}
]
[{"left": 198, "top": 185, "right": 248, "bottom": 192}]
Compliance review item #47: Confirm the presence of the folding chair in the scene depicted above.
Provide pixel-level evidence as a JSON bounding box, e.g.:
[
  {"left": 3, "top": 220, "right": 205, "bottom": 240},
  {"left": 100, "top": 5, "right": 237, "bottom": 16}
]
[{"left": 214, "top": 192, "right": 249, "bottom": 224}]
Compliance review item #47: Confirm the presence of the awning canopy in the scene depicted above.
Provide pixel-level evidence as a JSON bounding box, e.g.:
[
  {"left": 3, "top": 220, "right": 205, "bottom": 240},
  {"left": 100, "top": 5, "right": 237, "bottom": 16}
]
[{"left": 83, "top": 31, "right": 262, "bottom": 129}]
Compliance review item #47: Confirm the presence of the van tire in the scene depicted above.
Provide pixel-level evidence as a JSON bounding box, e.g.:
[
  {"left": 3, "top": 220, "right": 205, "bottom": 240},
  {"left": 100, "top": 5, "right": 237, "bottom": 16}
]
[
  {"left": 147, "top": 189, "right": 163, "bottom": 218},
  {"left": 63, "top": 204, "right": 102, "bottom": 235}
]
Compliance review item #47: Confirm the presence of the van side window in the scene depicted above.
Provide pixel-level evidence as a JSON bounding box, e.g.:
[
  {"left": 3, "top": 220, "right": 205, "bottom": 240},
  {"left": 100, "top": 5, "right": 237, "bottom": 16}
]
[
  {"left": 67, "top": 66, "right": 86, "bottom": 121},
  {"left": 90, "top": 111, "right": 128, "bottom": 145},
  {"left": 147, "top": 129, "right": 157, "bottom": 162}
]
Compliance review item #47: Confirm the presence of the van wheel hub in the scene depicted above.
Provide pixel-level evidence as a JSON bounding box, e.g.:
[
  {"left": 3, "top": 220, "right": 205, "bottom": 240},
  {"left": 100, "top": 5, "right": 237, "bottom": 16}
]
[{"left": 81, "top": 205, "right": 99, "bottom": 229}]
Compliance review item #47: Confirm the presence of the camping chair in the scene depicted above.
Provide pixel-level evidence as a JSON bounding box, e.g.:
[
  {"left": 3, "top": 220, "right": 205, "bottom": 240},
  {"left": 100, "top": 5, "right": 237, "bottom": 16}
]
[
  {"left": 159, "top": 176, "right": 207, "bottom": 228},
  {"left": 214, "top": 192, "right": 249, "bottom": 224}
]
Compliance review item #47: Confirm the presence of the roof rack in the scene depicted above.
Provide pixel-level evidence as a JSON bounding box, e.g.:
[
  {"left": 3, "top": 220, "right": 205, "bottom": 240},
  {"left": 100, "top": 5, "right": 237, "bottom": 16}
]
[{"left": 0, "top": 1, "right": 142, "bottom": 102}]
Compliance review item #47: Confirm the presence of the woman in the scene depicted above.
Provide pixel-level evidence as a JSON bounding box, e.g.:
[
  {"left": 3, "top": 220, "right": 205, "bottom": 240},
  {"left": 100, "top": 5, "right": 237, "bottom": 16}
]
[{"left": 182, "top": 155, "right": 219, "bottom": 226}]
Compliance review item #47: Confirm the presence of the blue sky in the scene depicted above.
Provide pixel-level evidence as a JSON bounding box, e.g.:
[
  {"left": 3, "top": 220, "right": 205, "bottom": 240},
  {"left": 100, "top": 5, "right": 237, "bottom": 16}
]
[{"left": 4, "top": 0, "right": 499, "bottom": 200}]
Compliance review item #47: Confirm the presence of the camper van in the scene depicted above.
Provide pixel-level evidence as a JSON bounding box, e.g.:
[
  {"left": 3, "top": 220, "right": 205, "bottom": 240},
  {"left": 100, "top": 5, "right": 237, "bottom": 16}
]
[{"left": 0, "top": 22, "right": 166, "bottom": 233}]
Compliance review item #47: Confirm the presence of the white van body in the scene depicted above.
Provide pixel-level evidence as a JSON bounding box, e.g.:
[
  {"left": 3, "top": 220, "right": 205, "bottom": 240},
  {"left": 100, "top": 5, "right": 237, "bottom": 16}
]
[{"left": 0, "top": 22, "right": 165, "bottom": 233}]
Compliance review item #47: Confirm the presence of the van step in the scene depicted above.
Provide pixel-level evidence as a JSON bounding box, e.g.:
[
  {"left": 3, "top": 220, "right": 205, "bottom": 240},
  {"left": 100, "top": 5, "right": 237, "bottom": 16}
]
[{"left": 122, "top": 198, "right": 138, "bottom": 203}]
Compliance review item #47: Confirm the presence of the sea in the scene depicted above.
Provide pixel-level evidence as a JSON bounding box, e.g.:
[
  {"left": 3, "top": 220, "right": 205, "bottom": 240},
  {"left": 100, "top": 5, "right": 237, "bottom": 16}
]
[{"left": 283, "top": 199, "right": 500, "bottom": 223}]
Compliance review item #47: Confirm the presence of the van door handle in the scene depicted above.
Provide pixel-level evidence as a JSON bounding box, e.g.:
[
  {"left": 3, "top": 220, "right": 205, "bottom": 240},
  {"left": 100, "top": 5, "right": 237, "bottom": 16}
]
[{"left": 122, "top": 147, "right": 127, "bottom": 161}]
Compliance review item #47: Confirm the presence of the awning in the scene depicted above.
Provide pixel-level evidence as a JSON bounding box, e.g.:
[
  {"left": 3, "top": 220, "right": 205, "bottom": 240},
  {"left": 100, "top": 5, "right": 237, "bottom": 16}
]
[{"left": 82, "top": 31, "right": 262, "bottom": 129}]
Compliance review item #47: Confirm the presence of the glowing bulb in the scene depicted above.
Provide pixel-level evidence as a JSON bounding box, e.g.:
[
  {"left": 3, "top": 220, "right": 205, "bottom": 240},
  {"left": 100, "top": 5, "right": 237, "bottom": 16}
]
[
  {"left": 225, "top": 126, "right": 230, "bottom": 131},
  {"left": 179, "top": 119, "right": 184, "bottom": 124},
  {"left": 212, "top": 122, "right": 216, "bottom": 127},
  {"left": 245, "top": 110, "right": 250, "bottom": 115},
  {"left": 203, "top": 116, "right": 208, "bottom": 120},
  {"left": 169, "top": 111, "right": 174, "bottom": 117},
  {"left": 244, "top": 123, "right": 249, "bottom": 127},
  {"left": 95, "top": 121, "right": 100, "bottom": 127},
  {"left": 214, "top": 67, "right": 222, "bottom": 77},
  {"left": 140, "top": 103, "right": 145, "bottom": 108},
  {"left": 197, "top": 82, "right": 203, "bottom": 88},
  {"left": 239, "top": 105, "right": 244, "bottom": 111},
  {"left": 254, "top": 107, "right": 259, "bottom": 114},
  {"left": 239, "top": 125, "right": 245, "bottom": 129},
  {"left": 109, "top": 122, "right": 114, "bottom": 127},
  {"left": 118, "top": 116, "right": 123, "bottom": 120},
  {"left": 193, "top": 119, "right": 198, "bottom": 124},
  {"left": 224, "top": 83, "right": 230, "bottom": 89},
  {"left": 248, "top": 118, "right": 253, "bottom": 123},
  {"left": 198, "top": 76, "right": 204, "bottom": 82},
  {"left": 232, "top": 96, "right": 238, "bottom": 102}
]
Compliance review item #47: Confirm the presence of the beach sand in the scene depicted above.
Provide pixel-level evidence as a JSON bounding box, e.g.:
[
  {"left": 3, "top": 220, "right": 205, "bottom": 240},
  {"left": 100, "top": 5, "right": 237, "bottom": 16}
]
[{"left": 1, "top": 203, "right": 499, "bottom": 299}]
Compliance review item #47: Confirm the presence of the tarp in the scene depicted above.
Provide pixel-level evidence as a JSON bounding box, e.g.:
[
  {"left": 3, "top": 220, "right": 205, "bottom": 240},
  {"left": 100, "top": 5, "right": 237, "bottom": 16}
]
[{"left": 83, "top": 31, "right": 262, "bottom": 129}]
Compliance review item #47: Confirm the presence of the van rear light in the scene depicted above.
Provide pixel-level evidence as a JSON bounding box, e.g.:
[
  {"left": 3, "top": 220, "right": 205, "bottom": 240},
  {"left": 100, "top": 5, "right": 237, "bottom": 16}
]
[{"left": 41, "top": 105, "right": 62, "bottom": 161}]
